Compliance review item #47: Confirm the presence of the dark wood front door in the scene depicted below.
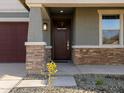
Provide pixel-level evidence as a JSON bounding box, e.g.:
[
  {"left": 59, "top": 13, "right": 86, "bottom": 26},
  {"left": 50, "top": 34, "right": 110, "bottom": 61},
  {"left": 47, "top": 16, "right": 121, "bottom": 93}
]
[{"left": 52, "top": 18, "right": 71, "bottom": 60}]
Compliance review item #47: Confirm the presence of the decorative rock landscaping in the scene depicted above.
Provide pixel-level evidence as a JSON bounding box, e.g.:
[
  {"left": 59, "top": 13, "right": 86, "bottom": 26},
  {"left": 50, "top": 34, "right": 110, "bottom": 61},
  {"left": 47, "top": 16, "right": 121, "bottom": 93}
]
[
  {"left": 9, "top": 74, "right": 124, "bottom": 93},
  {"left": 74, "top": 74, "right": 124, "bottom": 93}
]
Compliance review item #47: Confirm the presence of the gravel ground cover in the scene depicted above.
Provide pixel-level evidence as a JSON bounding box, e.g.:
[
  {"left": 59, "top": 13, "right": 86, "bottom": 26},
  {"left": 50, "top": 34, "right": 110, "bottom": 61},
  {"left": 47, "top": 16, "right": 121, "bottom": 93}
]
[
  {"left": 9, "top": 74, "right": 124, "bottom": 93},
  {"left": 74, "top": 74, "right": 124, "bottom": 93}
]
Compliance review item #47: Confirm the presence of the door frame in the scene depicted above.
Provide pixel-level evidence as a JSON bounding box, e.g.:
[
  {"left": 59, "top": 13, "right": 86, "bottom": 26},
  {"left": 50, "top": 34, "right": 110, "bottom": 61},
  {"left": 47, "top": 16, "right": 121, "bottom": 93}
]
[{"left": 51, "top": 15, "right": 73, "bottom": 60}]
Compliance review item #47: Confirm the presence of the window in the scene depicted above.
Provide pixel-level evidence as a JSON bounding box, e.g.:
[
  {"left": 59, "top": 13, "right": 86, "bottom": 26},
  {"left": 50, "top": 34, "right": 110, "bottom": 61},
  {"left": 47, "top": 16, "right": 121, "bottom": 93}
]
[
  {"left": 98, "top": 10, "right": 124, "bottom": 47},
  {"left": 102, "top": 15, "right": 120, "bottom": 45}
]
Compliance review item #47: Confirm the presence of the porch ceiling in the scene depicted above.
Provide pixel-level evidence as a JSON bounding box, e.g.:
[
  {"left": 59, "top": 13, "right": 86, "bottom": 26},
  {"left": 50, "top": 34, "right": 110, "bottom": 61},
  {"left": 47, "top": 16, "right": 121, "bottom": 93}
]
[
  {"left": 26, "top": 0, "right": 124, "bottom": 7},
  {"left": 49, "top": 8, "right": 74, "bottom": 15}
]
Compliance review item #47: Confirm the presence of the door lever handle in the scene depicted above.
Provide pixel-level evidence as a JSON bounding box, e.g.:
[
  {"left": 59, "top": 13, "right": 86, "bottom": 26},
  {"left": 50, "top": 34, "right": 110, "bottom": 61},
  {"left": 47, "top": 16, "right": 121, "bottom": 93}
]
[{"left": 67, "top": 41, "right": 69, "bottom": 50}]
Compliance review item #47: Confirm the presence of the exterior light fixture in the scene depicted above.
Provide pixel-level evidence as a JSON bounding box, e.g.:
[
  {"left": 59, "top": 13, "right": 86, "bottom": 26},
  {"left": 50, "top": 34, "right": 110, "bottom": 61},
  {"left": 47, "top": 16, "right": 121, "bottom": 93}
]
[
  {"left": 60, "top": 10, "right": 64, "bottom": 13},
  {"left": 43, "top": 23, "right": 48, "bottom": 31}
]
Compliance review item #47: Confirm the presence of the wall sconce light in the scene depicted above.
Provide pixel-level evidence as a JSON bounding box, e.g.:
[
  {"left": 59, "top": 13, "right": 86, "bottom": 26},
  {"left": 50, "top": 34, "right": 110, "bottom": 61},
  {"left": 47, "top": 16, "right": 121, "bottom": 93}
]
[{"left": 43, "top": 23, "right": 48, "bottom": 31}]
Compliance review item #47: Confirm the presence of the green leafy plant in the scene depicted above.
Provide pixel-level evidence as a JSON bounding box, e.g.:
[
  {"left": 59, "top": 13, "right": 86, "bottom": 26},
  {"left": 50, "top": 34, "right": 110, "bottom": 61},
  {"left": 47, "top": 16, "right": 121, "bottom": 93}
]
[{"left": 95, "top": 79, "right": 104, "bottom": 85}]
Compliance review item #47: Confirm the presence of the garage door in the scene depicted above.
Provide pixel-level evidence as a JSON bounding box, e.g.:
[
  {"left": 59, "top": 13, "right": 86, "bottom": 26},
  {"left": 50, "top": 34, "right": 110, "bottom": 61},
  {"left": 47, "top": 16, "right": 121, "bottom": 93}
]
[{"left": 0, "top": 22, "right": 28, "bottom": 62}]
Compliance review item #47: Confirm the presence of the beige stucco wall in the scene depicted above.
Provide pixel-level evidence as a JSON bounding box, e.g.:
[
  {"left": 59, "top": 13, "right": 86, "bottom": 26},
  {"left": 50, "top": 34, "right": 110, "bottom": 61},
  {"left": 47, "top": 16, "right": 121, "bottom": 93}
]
[
  {"left": 73, "top": 8, "right": 99, "bottom": 45},
  {"left": 26, "top": 0, "right": 124, "bottom": 7},
  {"left": 27, "top": 0, "right": 124, "bottom": 3}
]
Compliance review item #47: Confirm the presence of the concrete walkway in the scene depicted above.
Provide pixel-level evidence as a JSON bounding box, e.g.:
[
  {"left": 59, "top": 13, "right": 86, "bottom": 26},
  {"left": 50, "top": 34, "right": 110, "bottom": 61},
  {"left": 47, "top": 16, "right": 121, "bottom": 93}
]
[
  {"left": 77, "top": 65, "right": 124, "bottom": 74},
  {"left": 57, "top": 63, "right": 124, "bottom": 75},
  {"left": 0, "top": 63, "right": 124, "bottom": 92},
  {"left": 0, "top": 63, "right": 26, "bottom": 93},
  {"left": 16, "top": 76, "right": 77, "bottom": 87}
]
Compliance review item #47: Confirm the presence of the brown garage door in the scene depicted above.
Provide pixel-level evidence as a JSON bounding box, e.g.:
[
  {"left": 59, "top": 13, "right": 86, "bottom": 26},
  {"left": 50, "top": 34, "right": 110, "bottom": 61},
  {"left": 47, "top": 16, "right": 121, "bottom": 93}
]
[{"left": 0, "top": 22, "right": 28, "bottom": 62}]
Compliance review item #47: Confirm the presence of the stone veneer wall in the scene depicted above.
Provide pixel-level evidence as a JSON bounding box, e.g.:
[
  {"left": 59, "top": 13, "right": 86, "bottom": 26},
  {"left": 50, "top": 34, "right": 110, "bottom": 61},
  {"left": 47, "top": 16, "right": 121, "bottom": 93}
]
[
  {"left": 72, "top": 48, "right": 124, "bottom": 65},
  {"left": 26, "top": 45, "right": 46, "bottom": 74}
]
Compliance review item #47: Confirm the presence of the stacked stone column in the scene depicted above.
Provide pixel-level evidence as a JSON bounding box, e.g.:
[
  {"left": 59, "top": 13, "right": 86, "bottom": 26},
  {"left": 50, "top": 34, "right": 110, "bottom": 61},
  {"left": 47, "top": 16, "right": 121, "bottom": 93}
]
[{"left": 25, "top": 42, "right": 46, "bottom": 74}]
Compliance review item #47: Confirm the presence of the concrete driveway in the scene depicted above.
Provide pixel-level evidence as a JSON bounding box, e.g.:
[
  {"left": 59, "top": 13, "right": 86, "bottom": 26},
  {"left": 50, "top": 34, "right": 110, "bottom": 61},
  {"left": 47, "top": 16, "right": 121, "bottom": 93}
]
[{"left": 0, "top": 63, "right": 26, "bottom": 93}]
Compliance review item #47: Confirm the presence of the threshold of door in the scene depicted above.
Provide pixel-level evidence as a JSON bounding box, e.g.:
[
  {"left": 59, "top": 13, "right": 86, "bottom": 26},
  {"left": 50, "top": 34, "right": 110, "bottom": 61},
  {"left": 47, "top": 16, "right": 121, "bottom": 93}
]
[{"left": 53, "top": 60, "right": 72, "bottom": 63}]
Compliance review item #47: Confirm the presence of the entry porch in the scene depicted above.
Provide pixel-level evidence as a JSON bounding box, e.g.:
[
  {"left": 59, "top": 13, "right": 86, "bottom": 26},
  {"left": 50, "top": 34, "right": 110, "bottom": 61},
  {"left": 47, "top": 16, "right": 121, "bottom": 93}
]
[{"left": 25, "top": 1, "right": 124, "bottom": 74}]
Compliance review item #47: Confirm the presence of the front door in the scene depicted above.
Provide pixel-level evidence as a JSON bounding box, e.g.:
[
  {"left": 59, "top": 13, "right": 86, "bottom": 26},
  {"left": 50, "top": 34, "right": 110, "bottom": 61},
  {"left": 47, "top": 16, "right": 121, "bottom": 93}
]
[{"left": 52, "top": 17, "right": 71, "bottom": 60}]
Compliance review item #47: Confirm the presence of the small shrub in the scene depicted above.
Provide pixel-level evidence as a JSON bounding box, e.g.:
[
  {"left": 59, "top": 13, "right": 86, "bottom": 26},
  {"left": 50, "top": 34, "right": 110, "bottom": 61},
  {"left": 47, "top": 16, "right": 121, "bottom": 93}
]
[{"left": 95, "top": 79, "right": 104, "bottom": 85}]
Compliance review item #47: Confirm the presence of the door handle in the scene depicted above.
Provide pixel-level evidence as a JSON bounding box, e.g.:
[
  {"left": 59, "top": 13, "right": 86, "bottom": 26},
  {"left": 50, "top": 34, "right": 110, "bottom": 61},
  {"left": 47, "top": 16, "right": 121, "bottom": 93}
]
[{"left": 67, "top": 41, "right": 69, "bottom": 50}]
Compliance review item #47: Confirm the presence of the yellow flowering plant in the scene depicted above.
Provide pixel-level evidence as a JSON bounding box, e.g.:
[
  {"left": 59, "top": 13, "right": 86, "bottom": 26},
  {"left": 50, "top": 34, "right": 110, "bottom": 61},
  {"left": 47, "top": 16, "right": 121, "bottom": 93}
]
[
  {"left": 47, "top": 60, "right": 58, "bottom": 88},
  {"left": 47, "top": 60, "right": 58, "bottom": 75}
]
